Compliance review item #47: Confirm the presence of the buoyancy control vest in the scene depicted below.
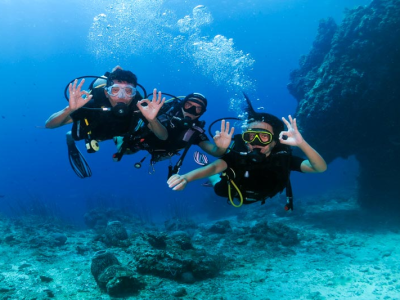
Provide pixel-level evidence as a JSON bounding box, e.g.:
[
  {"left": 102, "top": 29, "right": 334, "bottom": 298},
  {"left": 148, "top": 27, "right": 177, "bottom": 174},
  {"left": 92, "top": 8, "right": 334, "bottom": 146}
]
[
  {"left": 115, "top": 97, "right": 207, "bottom": 176},
  {"left": 69, "top": 76, "right": 143, "bottom": 142},
  {"left": 216, "top": 134, "right": 294, "bottom": 210}
]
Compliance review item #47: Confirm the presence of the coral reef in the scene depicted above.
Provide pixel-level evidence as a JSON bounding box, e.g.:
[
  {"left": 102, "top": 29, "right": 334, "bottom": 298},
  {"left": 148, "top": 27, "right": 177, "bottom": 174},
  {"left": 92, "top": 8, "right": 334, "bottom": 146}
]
[
  {"left": 287, "top": 0, "right": 400, "bottom": 212},
  {"left": 90, "top": 250, "right": 121, "bottom": 283},
  {"left": 103, "top": 220, "right": 129, "bottom": 247},
  {"left": 1, "top": 198, "right": 400, "bottom": 299},
  {"left": 90, "top": 250, "right": 144, "bottom": 297},
  {"left": 134, "top": 230, "right": 223, "bottom": 283}
]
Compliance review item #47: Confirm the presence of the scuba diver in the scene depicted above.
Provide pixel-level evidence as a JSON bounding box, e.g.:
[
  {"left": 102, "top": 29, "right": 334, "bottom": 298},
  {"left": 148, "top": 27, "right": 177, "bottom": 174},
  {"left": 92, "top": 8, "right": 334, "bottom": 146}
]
[
  {"left": 113, "top": 92, "right": 234, "bottom": 177},
  {"left": 45, "top": 66, "right": 167, "bottom": 178},
  {"left": 167, "top": 94, "right": 327, "bottom": 210}
]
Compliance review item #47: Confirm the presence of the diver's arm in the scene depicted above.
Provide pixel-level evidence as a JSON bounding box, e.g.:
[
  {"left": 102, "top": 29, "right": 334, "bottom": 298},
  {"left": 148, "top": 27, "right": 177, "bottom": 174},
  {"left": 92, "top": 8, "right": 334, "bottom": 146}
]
[
  {"left": 279, "top": 115, "right": 327, "bottom": 173},
  {"left": 147, "top": 119, "right": 168, "bottom": 140},
  {"left": 167, "top": 159, "right": 228, "bottom": 191},
  {"left": 298, "top": 141, "right": 327, "bottom": 173},
  {"left": 198, "top": 141, "right": 221, "bottom": 156},
  {"left": 46, "top": 79, "right": 92, "bottom": 129},
  {"left": 45, "top": 106, "right": 74, "bottom": 128},
  {"left": 199, "top": 120, "right": 234, "bottom": 156}
]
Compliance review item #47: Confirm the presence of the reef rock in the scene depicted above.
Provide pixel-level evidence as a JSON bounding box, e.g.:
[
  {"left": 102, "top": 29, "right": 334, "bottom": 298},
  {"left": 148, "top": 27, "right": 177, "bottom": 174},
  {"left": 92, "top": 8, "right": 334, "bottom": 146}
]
[
  {"left": 90, "top": 250, "right": 144, "bottom": 297},
  {"left": 103, "top": 221, "right": 129, "bottom": 247},
  {"left": 287, "top": 0, "right": 400, "bottom": 213},
  {"left": 134, "top": 232, "right": 223, "bottom": 283}
]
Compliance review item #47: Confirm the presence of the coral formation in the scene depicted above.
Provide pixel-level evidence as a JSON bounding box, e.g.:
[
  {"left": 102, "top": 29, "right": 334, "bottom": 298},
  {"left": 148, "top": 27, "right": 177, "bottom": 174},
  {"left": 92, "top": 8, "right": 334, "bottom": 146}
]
[
  {"left": 90, "top": 250, "right": 120, "bottom": 283},
  {"left": 287, "top": 0, "right": 400, "bottom": 212},
  {"left": 90, "top": 250, "right": 144, "bottom": 296},
  {"left": 104, "top": 220, "right": 129, "bottom": 247},
  {"left": 1, "top": 201, "right": 400, "bottom": 299}
]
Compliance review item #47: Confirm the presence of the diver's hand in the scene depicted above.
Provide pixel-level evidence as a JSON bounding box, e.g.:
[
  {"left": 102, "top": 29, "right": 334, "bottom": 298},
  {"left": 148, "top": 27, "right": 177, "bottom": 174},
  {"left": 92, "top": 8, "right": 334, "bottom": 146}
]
[
  {"left": 213, "top": 120, "right": 234, "bottom": 150},
  {"left": 136, "top": 89, "right": 165, "bottom": 121},
  {"left": 68, "top": 79, "right": 92, "bottom": 112},
  {"left": 279, "top": 115, "right": 304, "bottom": 146},
  {"left": 167, "top": 174, "right": 188, "bottom": 191}
]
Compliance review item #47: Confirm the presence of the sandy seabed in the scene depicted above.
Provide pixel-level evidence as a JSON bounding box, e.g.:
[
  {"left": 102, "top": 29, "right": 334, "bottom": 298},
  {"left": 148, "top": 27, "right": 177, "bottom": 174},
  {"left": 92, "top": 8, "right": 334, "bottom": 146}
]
[{"left": 0, "top": 194, "right": 399, "bottom": 300}]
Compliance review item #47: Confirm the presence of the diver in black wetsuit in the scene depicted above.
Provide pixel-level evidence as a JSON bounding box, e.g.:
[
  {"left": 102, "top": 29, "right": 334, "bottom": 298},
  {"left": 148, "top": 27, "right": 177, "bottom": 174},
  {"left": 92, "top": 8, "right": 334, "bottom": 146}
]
[
  {"left": 114, "top": 93, "right": 234, "bottom": 176},
  {"left": 45, "top": 66, "right": 167, "bottom": 178},
  {"left": 167, "top": 94, "right": 327, "bottom": 209}
]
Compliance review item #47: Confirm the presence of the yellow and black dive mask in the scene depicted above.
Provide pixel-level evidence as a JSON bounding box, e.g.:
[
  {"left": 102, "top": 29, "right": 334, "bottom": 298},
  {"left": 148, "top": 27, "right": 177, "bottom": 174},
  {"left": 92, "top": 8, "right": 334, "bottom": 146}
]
[{"left": 242, "top": 128, "right": 274, "bottom": 146}]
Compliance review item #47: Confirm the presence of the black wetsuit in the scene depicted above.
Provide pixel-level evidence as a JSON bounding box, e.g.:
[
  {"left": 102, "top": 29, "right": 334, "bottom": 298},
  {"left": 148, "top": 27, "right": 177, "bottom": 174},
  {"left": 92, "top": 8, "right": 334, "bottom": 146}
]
[
  {"left": 129, "top": 108, "right": 209, "bottom": 162},
  {"left": 70, "top": 92, "right": 142, "bottom": 141},
  {"left": 214, "top": 136, "right": 305, "bottom": 203}
]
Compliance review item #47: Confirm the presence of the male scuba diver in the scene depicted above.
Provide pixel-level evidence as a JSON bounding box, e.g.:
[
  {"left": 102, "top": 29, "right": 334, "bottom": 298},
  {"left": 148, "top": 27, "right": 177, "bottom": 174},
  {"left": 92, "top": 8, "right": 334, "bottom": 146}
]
[
  {"left": 167, "top": 94, "right": 327, "bottom": 209},
  {"left": 114, "top": 92, "right": 234, "bottom": 177},
  {"left": 45, "top": 67, "right": 167, "bottom": 178}
]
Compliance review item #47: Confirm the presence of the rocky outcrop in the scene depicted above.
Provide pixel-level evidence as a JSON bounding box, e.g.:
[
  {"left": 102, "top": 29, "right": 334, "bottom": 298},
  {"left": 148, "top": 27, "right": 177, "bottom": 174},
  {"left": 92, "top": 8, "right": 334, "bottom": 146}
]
[
  {"left": 90, "top": 250, "right": 144, "bottom": 297},
  {"left": 288, "top": 0, "right": 400, "bottom": 212}
]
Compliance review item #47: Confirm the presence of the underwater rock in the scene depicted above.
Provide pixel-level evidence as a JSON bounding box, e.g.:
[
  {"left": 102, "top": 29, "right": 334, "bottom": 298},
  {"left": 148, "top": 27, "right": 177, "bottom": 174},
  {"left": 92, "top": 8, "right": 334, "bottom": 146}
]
[
  {"left": 135, "top": 250, "right": 183, "bottom": 279},
  {"left": 51, "top": 233, "right": 67, "bottom": 246},
  {"left": 104, "top": 221, "right": 129, "bottom": 247},
  {"left": 170, "top": 231, "right": 195, "bottom": 251},
  {"left": 26, "top": 232, "right": 67, "bottom": 249},
  {"left": 91, "top": 250, "right": 144, "bottom": 297},
  {"left": 172, "top": 287, "right": 188, "bottom": 297},
  {"left": 250, "top": 221, "right": 300, "bottom": 246},
  {"left": 44, "top": 289, "right": 55, "bottom": 298},
  {"left": 135, "top": 248, "right": 223, "bottom": 282},
  {"left": 168, "top": 231, "right": 194, "bottom": 251},
  {"left": 287, "top": 0, "right": 400, "bottom": 213},
  {"left": 90, "top": 250, "right": 120, "bottom": 283},
  {"left": 97, "top": 265, "right": 144, "bottom": 297},
  {"left": 145, "top": 232, "right": 167, "bottom": 249},
  {"left": 208, "top": 220, "right": 232, "bottom": 234},
  {"left": 39, "top": 275, "right": 53, "bottom": 283}
]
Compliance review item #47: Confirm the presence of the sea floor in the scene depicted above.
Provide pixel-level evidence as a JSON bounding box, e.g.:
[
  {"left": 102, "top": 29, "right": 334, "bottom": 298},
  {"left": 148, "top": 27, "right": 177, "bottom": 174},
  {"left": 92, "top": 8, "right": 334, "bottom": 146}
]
[{"left": 1, "top": 193, "right": 399, "bottom": 300}]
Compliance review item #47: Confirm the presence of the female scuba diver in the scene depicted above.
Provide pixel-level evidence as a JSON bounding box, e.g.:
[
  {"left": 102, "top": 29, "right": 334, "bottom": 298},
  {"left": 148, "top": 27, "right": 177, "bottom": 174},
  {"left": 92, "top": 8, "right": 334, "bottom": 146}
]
[{"left": 167, "top": 94, "right": 327, "bottom": 210}]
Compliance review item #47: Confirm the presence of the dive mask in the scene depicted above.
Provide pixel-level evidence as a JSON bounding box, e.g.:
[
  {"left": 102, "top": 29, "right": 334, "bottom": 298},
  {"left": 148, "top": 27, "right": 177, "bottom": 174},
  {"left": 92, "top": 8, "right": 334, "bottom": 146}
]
[
  {"left": 182, "top": 100, "right": 206, "bottom": 116},
  {"left": 106, "top": 84, "right": 136, "bottom": 98},
  {"left": 242, "top": 128, "right": 274, "bottom": 146}
]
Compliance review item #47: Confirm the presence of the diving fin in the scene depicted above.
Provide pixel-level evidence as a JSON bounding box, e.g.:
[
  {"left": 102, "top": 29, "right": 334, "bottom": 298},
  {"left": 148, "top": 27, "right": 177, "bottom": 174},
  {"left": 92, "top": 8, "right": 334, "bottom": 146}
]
[{"left": 66, "top": 131, "right": 92, "bottom": 178}]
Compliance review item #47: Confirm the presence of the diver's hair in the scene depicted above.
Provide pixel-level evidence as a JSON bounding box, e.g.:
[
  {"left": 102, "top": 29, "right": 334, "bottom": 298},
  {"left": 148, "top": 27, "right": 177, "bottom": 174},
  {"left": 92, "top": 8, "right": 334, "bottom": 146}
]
[
  {"left": 243, "top": 92, "right": 284, "bottom": 138},
  {"left": 107, "top": 69, "right": 137, "bottom": 87}
]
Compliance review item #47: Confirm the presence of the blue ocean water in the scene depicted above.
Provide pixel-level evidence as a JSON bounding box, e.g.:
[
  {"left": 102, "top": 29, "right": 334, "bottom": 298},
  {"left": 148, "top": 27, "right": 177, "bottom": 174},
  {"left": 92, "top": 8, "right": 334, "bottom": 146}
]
[{"left": 0, "top": 0, "right": 369, "bottom": 225}]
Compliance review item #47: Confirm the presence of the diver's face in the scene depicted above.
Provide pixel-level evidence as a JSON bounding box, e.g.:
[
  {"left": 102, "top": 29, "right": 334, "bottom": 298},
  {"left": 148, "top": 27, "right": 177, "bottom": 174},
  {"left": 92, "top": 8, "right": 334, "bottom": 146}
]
[
  {"left": 245, "top": 121, "right": 276, "bottom": 156},
  {"left": 105, "top": 80, "right": 135, "bottom": 107},
  {"left": 181, "top": 99, "right": 205, "bottom": 120}
]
